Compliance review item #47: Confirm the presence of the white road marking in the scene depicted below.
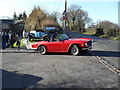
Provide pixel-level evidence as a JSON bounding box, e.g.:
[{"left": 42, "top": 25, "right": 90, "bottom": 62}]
[{"left": 88, "top": 50, "right": 120, "bottom": 76}]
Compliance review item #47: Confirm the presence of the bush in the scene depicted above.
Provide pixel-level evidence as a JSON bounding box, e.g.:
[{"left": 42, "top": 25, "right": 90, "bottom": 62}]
[
  {"left": 94, "top": 28, "right": 104, "bottom": 36},
  {"left": 110, "top": 37, "right": 120, "bottom": 40}
]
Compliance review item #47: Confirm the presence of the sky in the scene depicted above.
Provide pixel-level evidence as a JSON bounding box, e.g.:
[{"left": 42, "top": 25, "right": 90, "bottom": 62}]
[{"left": 0, "top": 0, "right": 119, "bottom": 25}]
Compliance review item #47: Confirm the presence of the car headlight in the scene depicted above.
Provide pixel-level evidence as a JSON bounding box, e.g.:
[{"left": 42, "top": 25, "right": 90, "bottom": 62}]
[
  {"left": 85, "top": 43, "right": 88, "bottom": 47},
  {"left": 85, "top": 40, "right": 93, "bottom": 47}
]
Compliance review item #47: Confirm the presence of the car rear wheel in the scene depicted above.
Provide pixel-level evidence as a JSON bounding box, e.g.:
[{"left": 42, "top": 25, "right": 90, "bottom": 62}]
[
  {"left": 70, "top": 45, "right": 81, "bottom": 56},
  {"left": 38, "top": 45, "right": 47, "bottom": 55}
]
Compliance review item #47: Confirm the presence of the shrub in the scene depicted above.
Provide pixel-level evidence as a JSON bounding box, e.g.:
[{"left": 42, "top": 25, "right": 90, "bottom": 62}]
[{"left": 100, "top": 35, "right": 109, "bottom": 38}]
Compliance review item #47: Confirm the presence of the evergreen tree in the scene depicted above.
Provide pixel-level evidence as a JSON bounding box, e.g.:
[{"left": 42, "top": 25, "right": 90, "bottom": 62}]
[
  {"left": 23, "top": 11, "right": 27, "bottom": 20},
  {"left": 18, "top": 13, "right": 23, "bottom": 20},
  {"left": 13, "top": 12, "right": 18, "bottom": 20}
]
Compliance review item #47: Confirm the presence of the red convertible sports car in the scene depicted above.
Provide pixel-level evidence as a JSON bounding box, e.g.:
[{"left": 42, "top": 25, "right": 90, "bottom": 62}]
[{"left": 30, "top": 34, "right": 93, "bottom": 55}]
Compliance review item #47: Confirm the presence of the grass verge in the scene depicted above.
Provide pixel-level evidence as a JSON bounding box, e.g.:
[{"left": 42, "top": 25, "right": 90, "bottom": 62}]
[{"left": 83, "top": 32, "right": 120, "bottom": 40}]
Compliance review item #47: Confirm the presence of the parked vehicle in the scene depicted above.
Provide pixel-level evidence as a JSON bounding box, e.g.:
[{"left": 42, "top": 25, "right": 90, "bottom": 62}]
[
  {"left": 28, "top": 30, "right": 50, "bottom": 41},
  {"left": 29, "top": 34, "right": 93, "bottom": 56},
  {"left": 28, "top": 26, "right": 63, "bottom": 41}
]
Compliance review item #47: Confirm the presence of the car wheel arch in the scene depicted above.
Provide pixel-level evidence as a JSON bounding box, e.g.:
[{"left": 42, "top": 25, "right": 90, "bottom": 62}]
[
  {"left": 43, "top": 34, "right": 49, "bottom": 38},
  {"left": 37, "top": 44, "right": 47, "bottom": 51},
  {"left": 68, "top": 44, "right": 82, "bottom": 52}
]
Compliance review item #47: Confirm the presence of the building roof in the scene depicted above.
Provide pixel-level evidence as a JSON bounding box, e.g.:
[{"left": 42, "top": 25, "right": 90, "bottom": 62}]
[
  {"left": 0, "top": 19, "right": 14, "bottom": 22},
  {"left": 14, "top": 20, "right": 24, "bottom": 24}
]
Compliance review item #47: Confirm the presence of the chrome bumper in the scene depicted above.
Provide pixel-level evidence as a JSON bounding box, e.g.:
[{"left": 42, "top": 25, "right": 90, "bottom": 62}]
[{"left": 82, "top": 46, "right": 92, "bottom": 50}]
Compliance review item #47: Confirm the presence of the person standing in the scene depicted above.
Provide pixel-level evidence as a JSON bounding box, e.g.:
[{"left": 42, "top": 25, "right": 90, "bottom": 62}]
[
  {"left": 2, "top": 32, "right": 7, "bottom": 49},
  {"left": 8, "top": 31, "right": 13, "bottom": 48},
  {"left": 16, "top": 34, "right": 21, "bottom": 50},
  {"left": 22, "top": 29, "right": 27, "bottom": 39},
  {"left": 6, "top": 32, "right": 9, "bottom": 48}
]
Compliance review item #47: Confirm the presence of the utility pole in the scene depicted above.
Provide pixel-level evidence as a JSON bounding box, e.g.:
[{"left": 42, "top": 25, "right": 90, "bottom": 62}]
[
  {"left": 62, "top": 0, "right": 67, "bottom": 33},
  {"left": 65, "top": 0, "right": 67, "bottom": 31}
]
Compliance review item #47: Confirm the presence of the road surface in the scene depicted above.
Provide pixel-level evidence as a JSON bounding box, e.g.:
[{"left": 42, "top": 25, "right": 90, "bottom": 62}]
[
  {"left": 67, "top": 32, "right": 119, "bottom": 70},
  {"left": 1, "top": 32, "right": 119, "bottom": 89}
]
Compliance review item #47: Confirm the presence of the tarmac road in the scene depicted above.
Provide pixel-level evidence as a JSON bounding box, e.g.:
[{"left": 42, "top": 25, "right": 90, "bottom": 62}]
[
  {"left": 67, "top": 32, "right": 119, "bottom": 70},
  {"left": 1, "top": 48, "right": 118, "bottom": 89},
  {"left": 1, "top": 32, "right": 119, "bottom": 89}
]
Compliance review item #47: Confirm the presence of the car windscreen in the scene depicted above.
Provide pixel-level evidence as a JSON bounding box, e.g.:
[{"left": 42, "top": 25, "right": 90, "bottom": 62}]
[
  {"left": 57, "top": 34, "right": 69, "bottom": 41},
  {"left": 45, "top": 27, "right": 56, "bottom": 31},
  {"left": 35, "top": 32, "right": 45, "bottom": 37}
]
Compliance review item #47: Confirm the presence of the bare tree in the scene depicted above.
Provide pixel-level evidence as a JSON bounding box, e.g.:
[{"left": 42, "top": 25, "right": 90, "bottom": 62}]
[
  {"left": 50, "top": 11, "right": 60, "bottom": 22},
  {"left": 66, "top": 5, "right": 91, "bottom": 33}
]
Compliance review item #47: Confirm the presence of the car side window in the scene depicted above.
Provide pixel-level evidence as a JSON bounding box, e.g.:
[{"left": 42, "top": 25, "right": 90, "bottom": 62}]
[{"left": 52, "top": 35, "right": 59, "bottom": 42}]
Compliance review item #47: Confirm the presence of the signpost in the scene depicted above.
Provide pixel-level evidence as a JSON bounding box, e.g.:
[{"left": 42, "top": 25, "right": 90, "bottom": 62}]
[{"left": 62, "top": 0, "right": 67, "bottom": 33}]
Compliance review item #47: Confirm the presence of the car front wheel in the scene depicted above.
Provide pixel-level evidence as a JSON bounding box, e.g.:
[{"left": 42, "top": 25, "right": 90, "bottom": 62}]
[
  {"left": 38, "top": 45, "right": 47, "bottom": 55},
  {"left": 70, "top": 45, "right": 81, "bottom": 56}
]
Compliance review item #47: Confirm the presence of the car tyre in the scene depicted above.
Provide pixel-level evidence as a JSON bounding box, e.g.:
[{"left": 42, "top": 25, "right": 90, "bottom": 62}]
[
  {"left": 38, "top": 45, "right": 47, "bottom": 55},
  {"left": 70, "top": 45, "right": 81, "bottom": 56}
]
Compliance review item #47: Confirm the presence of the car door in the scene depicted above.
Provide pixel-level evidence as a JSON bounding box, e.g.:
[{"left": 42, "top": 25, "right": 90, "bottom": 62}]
[
  {"left": 46, "top": 34, "right": 70, "bottom": 52},
  {"left": 46, "top": 41, "right": 62, "bottom": 52},
  {"left": 46, "top": 40, "right": 69, "bottom": 52}
]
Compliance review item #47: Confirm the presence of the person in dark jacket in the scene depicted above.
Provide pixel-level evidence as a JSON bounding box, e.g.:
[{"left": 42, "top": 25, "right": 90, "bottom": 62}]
[
  {"left": 16, "top": 34, "right": 21, "bottom": 50},
  {"left": 10, "top": 32, "right": 16, "bottom": 48},
  {"left": 2, "top": 32, "right": 7, "bottom": 49},
  {"left": 6, "top": 32, "right": 9, "bottom": 48}
]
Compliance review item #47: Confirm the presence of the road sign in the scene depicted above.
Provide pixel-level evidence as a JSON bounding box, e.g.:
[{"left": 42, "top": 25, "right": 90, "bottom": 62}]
[
  {"left": 63, "top": 16, "right": 68, "bottom": 20},
  {"left": 62, "top": 10, "right": 67, "bottom": 15}
]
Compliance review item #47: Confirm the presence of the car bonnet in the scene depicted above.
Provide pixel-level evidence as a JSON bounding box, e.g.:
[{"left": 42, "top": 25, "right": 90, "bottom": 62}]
[{"left": 68, "top": 38, "right": 92, "bottom": 42}]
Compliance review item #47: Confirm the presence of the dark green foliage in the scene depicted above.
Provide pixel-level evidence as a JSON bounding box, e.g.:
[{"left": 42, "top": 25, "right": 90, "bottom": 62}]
[
  {"left": 23, "top": 11, "right": 27, "bottom": 20},
  {"left": 94, "top": 28, "right": 104, "bottom": 36},
  {"left": 12, "top": 11, "right": 27, "bottom": 20},
  {"left": 13, "top": 12, "right": 18, "bottom": 20},
  {"left": 18, "top": 13, "right": 23, "bottom": 20}
]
